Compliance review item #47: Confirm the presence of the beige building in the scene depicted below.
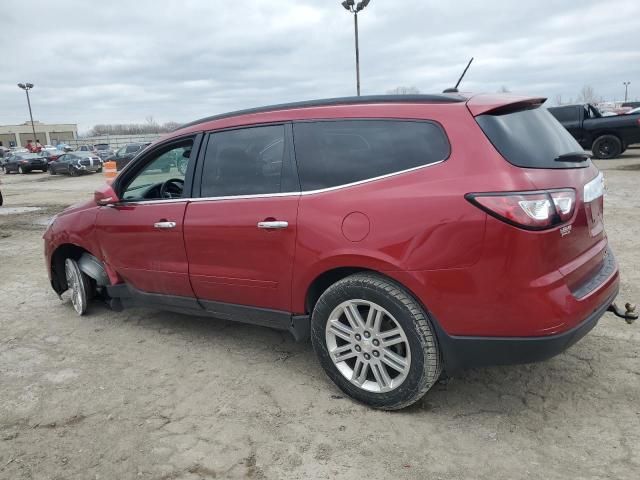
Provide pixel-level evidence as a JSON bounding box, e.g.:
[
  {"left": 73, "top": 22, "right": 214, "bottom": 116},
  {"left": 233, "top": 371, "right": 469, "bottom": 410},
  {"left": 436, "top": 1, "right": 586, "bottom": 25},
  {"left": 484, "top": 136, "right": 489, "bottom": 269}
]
[{"left": 0, "top": 121, "right": 77, "bottom": 148}]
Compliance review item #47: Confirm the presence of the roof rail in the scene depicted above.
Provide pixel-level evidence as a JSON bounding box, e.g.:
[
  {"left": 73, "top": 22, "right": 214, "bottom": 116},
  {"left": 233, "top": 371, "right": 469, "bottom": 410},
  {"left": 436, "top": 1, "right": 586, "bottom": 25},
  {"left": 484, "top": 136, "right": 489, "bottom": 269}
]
[{"left": 177, "top": 94, "right": 466, "bottom": 130}]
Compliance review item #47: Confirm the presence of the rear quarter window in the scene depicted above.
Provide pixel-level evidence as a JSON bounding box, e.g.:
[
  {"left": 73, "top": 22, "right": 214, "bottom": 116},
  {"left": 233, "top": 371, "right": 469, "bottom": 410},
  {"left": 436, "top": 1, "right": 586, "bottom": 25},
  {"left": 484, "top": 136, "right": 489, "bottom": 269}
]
[
  {"left": 292, "top": 120, "right": 449, "bottom": 191},
  {"left": 476, "top": 107, "right": 589, "bottom": 169}
]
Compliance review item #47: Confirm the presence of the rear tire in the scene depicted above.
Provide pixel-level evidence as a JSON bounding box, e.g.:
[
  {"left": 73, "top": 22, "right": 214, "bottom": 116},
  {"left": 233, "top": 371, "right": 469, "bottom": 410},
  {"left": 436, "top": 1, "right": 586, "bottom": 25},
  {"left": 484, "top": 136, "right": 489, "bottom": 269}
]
[
  {"left": 311, "top": 273, "right": 441, "bottom": 410},
  {"left": 592, "top": 135, "right": 622, "bottom": 159}
]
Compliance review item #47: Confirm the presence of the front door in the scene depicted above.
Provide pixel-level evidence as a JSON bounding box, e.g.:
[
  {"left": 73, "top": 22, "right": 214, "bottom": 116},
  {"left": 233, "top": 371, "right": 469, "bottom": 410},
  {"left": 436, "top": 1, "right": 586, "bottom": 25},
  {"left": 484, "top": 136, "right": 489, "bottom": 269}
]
[
  {"left": 184, "top": 124, "right": 299, "bottom": 313},
  {"left": 95, "top": 138, "right": 197, "bottom": 297}
]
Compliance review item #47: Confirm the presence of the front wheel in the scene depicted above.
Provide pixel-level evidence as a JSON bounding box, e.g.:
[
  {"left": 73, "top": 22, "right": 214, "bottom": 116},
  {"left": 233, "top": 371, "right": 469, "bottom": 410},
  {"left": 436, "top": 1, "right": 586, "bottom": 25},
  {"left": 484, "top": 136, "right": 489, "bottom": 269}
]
[
  {"left": 68, "top": 166, "right": 78, "bottom": 177},
  {"left": 64, "top": 258, "right": 92, "bottom": 315},
  {"left": 311, "top": 273, "right": 441, "bottom": 410},
  {"left": 18, "top": 166, "right": 27, "bottom": 174}
]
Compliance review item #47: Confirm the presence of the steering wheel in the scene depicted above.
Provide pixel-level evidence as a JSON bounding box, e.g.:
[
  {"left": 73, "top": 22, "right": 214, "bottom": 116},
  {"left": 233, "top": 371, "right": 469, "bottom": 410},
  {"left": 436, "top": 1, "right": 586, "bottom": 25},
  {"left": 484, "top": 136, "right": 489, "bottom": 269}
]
[{"left": 159, "top": 178, "right": 185, "bottom": 199}]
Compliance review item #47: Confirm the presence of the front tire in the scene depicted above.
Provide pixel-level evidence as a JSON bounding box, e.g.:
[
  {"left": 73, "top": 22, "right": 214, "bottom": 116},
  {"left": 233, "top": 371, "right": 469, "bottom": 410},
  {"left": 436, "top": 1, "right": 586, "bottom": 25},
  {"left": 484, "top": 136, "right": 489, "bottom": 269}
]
[
  {"left": 18, "top": 166, "right": 27, "bottom": 174},
  {"left": 64, "top": 258, "right": 92, "bottom": 315},
  {"left": 592, "top": 135, "right": 622, "bottom": 159},
  {"left": 311, "top": 273, "right": 441, "bottom": 410}
]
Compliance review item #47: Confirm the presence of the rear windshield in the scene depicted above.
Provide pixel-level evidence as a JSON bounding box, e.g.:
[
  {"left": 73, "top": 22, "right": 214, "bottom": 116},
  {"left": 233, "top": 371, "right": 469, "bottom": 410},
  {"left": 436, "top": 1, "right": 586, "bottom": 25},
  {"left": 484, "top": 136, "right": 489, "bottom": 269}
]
[{"left": 476, "top": 107, "right": 589, "bottom": 169}]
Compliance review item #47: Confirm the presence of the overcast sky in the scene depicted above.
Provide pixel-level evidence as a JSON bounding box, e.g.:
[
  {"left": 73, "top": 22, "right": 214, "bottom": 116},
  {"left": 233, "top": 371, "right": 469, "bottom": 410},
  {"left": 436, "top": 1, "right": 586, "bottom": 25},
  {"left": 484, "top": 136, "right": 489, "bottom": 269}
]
[{"left": 1, "top": 0, "right": 638, "bottom": 133}]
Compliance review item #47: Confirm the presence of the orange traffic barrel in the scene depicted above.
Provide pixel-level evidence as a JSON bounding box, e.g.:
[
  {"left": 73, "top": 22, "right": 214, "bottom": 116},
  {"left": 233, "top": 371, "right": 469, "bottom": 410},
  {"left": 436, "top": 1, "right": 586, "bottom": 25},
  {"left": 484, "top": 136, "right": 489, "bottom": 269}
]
[{"left": 103, "top": 161, "right": 117, "bottom": 182}]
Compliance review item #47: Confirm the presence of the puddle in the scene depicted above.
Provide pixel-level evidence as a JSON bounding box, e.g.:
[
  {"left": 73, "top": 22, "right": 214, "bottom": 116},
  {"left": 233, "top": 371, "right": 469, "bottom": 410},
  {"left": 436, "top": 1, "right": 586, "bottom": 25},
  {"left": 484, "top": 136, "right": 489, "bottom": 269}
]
[{"left": 0, "top": 207, "right": 43, "bottom": 215}]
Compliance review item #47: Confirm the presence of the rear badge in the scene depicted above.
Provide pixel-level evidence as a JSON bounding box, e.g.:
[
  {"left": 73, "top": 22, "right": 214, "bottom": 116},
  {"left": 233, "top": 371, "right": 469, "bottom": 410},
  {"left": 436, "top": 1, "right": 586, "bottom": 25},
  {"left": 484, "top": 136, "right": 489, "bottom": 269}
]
[{"left": 560, "top": 225, "right": 572, "bottom": 237}]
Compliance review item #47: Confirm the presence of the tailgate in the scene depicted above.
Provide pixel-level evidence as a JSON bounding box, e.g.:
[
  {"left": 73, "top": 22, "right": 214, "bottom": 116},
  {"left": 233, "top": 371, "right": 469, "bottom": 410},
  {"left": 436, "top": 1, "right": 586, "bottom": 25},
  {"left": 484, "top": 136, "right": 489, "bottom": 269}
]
[{"left": 475, "top": 103, "right": 608, "bottom": 294}]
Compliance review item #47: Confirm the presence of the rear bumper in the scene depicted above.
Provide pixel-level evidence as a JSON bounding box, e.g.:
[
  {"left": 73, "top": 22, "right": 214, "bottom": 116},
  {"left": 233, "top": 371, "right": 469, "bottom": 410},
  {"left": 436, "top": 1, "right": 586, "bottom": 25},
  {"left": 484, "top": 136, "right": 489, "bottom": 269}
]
[{"left": 433, "top": 286, "right": 618, "bottom": 374}]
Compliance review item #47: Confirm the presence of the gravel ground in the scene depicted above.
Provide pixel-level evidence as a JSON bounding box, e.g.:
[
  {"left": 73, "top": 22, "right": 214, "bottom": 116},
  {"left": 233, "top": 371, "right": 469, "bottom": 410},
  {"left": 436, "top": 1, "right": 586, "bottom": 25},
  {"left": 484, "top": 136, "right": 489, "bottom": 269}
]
[{"left": 1, "top": 151, "right": 639, "bottom": 480}]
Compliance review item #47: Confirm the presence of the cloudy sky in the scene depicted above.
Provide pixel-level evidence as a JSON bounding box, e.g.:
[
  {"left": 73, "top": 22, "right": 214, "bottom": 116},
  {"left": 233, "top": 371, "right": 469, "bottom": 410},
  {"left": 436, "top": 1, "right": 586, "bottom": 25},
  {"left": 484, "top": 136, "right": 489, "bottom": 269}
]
[{"left": 1, "top": 0, "right": 638, "bottom": 132}]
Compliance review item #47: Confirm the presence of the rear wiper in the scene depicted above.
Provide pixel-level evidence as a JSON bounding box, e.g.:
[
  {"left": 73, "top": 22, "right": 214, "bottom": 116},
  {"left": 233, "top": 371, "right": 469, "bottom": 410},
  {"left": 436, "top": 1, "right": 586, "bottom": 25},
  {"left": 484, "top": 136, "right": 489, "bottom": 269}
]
[{"left": 554, "top": 152, "right": 591, "bottom": 163}]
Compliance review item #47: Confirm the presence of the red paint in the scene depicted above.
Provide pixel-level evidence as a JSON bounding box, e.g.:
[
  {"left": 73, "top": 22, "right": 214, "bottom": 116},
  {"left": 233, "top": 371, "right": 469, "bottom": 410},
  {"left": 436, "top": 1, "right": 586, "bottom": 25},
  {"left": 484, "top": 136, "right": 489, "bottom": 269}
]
[{"left": 44, "top": 93, "right": 618, "bottom": 339}]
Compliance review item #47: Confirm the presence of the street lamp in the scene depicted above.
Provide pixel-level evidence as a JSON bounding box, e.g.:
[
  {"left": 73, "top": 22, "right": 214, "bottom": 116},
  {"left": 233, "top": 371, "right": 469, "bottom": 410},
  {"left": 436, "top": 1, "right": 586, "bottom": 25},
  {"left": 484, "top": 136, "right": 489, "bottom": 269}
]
[
  {"left": 17, "top": 82, "right": 37, "bottom": 145},
  {"left": 341, "top": 0, "right": 371, "bottom": 96},
  {"left": 623, "top": 81, "right": 631, "bottom": 103}
]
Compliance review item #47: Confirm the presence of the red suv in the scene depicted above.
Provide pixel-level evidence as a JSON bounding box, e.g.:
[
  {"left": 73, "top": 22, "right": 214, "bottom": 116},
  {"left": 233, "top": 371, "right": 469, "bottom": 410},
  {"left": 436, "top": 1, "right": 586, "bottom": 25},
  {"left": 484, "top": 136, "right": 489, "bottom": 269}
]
[{"left": 44, "top": 94, "right": 620, "bottom": 409}]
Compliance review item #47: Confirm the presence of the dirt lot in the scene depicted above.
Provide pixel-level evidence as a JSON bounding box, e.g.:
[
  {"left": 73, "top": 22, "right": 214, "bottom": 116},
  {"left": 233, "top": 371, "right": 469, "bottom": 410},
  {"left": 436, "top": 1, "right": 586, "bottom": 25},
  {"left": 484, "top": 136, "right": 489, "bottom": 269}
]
[{"left": 1, "top": 152, "right": 639, "bottom": 480}]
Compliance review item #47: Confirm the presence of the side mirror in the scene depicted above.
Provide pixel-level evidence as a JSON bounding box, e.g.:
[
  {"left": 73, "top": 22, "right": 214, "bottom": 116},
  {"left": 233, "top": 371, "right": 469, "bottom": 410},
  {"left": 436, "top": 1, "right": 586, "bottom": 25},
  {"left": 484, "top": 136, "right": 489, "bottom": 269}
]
[{"left": 94, "top": 184, "right": 119, "bottom": 206}]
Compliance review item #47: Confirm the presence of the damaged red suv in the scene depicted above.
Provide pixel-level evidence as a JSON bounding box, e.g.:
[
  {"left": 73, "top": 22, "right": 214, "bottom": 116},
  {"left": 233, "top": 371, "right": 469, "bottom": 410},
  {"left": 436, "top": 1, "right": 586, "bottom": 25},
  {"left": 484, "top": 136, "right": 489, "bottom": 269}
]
[{"left": 44, "top": 94, "right": 626, "bottom": 409}]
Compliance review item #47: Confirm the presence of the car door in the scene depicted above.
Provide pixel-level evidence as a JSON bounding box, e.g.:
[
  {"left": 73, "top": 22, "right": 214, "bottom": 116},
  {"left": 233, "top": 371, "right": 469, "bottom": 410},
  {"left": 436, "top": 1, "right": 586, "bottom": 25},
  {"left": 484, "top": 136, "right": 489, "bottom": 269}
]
[
  {"left": 52, "top": 154, "right": 64, "bottom": 173},
  {"left": 95, "top": 135, "right": 201, "bottom": 297},
  {"left": 183, "top": 124, "right": 300, "bottom": 314}
]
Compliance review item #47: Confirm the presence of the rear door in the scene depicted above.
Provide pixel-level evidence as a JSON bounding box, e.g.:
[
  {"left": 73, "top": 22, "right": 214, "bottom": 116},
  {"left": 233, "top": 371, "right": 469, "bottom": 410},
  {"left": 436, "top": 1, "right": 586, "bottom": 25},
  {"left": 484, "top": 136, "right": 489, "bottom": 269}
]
[{"left": 183, "top": 123, "right": 299, "bottom": 314}]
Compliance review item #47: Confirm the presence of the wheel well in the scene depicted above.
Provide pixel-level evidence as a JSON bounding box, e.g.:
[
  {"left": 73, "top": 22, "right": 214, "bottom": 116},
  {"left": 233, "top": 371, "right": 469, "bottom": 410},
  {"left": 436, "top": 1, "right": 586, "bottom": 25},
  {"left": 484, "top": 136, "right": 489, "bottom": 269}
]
[
  {"left": 50, "top": 244, "right": 89, "bottom": 293},
  {"left": 305, "top": 267, "right": 371, "bottom": 314},
  {"left": 592, "top": 132, "right": 622, "bottom": 145}
]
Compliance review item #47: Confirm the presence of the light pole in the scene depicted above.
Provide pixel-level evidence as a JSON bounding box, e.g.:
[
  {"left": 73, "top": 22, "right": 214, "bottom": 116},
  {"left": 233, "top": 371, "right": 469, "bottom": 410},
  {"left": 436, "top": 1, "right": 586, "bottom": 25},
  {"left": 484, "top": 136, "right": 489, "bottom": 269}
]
[
  {"left": 623, "top": 81, "right": 630, "bottom": 103},
  {"left": 341, "top": 0, "right": 370, "bottom": 96},
  {"left": 18, "top": 83, "right": 37, "bottom": 145}
]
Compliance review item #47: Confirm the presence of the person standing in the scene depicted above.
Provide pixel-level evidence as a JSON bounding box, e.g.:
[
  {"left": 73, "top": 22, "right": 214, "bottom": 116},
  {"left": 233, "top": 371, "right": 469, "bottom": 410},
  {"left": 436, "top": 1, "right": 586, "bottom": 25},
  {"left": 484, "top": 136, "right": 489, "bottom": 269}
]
[
  {"left": 35, "top": 139, "right": 43, "bottom": 153},
  {"left": 26, "top": 140, "right": 34, "bottom": 152}
]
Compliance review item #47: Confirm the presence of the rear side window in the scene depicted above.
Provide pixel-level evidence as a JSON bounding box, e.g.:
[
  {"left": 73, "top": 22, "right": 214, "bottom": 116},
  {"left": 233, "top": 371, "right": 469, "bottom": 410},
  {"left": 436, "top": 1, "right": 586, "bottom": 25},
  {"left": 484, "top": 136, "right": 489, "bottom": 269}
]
[
  {"left": 548, "top": 106, "right": 579, "bottom": 123},
  {"left": 201, "top": 124, "right": 285, "bottom": 197},
  {"left": 126, "top": 145, "right": 141, "bottom": 153},
  {"left": 293, "top": 120, "right": 449, "bottom": 191},
  {"left": 476, "top": 107, "right": 588, "bottom": 169}
]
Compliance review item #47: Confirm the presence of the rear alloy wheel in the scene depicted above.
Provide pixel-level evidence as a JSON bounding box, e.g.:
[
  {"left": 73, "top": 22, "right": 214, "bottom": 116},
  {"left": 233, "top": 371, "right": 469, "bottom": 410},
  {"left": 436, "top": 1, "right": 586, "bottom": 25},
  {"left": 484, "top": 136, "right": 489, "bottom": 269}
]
[
  {"left": 311, "top": 273, "right": 441, "bottom": 410},
  {"left": 64, "top": 258, "right": 91, "bottom": 315},
  {"left": 592, "top": 135, "right": 622, "bottom": 159}
]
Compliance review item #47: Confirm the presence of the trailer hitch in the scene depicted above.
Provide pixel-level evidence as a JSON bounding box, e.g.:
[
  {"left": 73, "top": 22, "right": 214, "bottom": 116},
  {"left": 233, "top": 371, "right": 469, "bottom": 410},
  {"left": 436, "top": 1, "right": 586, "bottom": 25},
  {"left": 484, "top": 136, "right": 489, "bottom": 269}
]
[{"left": 608, "top": 302, "right": 638, "bottom": 324}]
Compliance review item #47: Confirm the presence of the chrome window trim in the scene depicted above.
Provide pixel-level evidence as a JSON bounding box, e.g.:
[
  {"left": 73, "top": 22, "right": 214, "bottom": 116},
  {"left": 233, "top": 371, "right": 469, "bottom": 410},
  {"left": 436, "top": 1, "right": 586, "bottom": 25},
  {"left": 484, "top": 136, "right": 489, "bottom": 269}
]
[
  {"left": 115, "top": 157, "right": 444, "bottom": 205},
  {"left": 188, "top": 159, "right": 444, "bottom": 203}
]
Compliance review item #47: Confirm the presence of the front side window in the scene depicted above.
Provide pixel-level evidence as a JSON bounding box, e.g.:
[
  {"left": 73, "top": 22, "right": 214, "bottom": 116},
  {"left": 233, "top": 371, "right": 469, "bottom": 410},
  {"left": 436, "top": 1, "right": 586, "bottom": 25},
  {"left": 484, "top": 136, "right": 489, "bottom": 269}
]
[
  {"left": 292, "top": 120, "right": 450, "bottom": 191},
  {"left": 121, "top": 141, "right": 193, "bottom": 201},
  {"left": 200, "top": 125, "right": 285, "bottom": 197}
]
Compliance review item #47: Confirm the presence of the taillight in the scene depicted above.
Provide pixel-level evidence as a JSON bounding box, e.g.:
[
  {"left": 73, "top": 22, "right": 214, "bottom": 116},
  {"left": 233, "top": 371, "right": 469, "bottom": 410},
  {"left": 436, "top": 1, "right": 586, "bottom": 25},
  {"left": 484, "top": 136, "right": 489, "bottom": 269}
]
[{"left": 466, "top": 189, "right": 576, "bottom": 230}]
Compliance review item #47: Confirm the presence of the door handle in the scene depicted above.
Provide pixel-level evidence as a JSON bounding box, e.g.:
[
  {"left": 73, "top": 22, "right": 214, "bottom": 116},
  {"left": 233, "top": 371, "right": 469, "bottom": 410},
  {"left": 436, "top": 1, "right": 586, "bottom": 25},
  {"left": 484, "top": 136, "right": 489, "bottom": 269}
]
[
  {"left": 154, "top": 221, "right": 177, "bottom": 229},
  {"left": 257, "top": 221, "right": 288, "bottom": 230}
]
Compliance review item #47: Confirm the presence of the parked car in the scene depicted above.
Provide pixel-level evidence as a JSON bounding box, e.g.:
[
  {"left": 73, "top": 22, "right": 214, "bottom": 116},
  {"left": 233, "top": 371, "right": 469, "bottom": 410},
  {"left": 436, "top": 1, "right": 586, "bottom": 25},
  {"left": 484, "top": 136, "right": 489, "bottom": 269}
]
[
  {"left": 548, "top": 103, "right": 640, "bottom": 159},
  {"left": 39, "top": 149, "right": 64, "bottom": 164},
  {"left": 109, "top": 142, "right": 151, "bottom": 171},
  {"left": 44, "top": 93, "right": 629, "bottom": 409},
  {"left": 3, "top": 152, "right": 48, "bottom": 173},
  {"left": 94, "top": 143, "right": 114, "bottom": 160},
  {"left": 626, "top": 107, "right": 640, "bottom": 115},
  {"left": 48, "top": 151, "right": 103, "bottom": 176},
  {"left": 76, "top": 145, "right": 95, "bottom": 153}
]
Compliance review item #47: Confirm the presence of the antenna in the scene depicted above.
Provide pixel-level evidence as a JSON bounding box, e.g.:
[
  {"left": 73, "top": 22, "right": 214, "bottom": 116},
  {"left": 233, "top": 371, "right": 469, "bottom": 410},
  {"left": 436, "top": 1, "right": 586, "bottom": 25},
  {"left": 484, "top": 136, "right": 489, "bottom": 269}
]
[{"left": 443, "top": 57, "right": 474, "bottom": 93}]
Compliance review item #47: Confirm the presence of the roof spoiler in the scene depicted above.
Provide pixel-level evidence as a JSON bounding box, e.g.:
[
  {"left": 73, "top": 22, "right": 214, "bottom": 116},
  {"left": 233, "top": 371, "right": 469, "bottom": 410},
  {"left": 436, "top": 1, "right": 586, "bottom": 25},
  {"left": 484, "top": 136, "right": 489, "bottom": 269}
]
[{"left": 466, "top": 95, "right": 547, "bottom": 116}]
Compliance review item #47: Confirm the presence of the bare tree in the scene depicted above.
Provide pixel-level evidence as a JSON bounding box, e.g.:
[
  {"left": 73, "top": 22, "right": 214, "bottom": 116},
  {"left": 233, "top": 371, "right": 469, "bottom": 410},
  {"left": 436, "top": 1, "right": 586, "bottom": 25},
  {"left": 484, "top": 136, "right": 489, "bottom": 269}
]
[
  {"left": 386, "top": 86, "right": 420, "bottom": 95},
  {"left": 88, "top": 120, "right": 181, "bottom": 136},
  {"left": 577, "top": 85, "right": 601, "bottom": 104}
]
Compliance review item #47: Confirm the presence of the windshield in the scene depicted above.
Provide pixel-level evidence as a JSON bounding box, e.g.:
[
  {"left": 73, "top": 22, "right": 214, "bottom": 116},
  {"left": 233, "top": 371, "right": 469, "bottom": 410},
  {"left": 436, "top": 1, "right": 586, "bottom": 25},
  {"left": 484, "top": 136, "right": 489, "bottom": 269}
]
[{"left": 476, "top": 107, "right": 589, "bottom": 169}]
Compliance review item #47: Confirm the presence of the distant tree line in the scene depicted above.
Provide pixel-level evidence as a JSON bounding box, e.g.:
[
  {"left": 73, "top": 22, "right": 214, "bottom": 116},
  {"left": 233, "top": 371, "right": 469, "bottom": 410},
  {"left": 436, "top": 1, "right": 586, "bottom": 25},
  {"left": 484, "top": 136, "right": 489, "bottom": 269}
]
[{"left": 88, "top": 116, "right": 181, "bottom": 136}]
